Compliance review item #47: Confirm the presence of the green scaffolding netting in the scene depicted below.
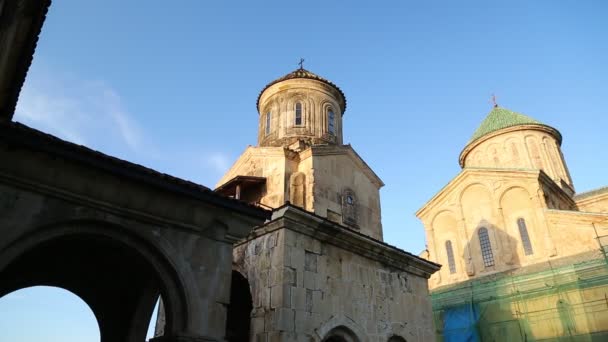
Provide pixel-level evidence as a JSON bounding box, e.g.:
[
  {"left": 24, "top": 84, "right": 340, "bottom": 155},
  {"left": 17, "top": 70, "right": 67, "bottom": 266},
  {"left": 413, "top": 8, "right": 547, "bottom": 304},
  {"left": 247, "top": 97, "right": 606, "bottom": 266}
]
[{"left": 432, "top": 252, "right": 608, "bottom": 342}]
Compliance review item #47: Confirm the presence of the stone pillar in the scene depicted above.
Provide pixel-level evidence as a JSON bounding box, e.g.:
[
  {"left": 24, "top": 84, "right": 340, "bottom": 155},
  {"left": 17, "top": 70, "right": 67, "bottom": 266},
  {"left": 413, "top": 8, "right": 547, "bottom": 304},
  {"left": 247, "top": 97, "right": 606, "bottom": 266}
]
[
  {"left": 535, "top": 187, "right": 557, "bottom": 257},
  {"left": 497, "top": 206, "right": 515, "bottom": 265},
  {"left": 457, "top": 218, "right": 475, "bottom": 277}
]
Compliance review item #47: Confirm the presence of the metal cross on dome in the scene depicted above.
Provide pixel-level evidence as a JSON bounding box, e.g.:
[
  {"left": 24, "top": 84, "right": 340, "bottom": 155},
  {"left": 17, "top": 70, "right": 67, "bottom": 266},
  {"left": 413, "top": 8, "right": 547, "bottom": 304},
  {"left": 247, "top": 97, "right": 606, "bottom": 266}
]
[
  {"left": 491, "top": 94, "right": 498, "bottom": 107},
  {"left": 298, "top": 58, "right": 305, "bottom": 70}
]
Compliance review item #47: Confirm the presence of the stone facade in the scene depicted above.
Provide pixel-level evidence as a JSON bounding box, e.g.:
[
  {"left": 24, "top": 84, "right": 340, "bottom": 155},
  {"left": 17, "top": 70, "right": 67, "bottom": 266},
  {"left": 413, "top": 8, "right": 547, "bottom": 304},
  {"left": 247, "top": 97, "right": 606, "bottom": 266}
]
[
  {"left": 418, "top": 106, "right": 608, "bottom": 290},
  {"left": 0, "top": 123, "right": 269, "bottom": 342},
  {"left": 233, "top": 206, "right": 436, "bottom": 342},
  {"left": 217, "top": 69, "right": 384, "bottom": 241},
  {"left": 417, "top": 105, "right": 608, "bottom": 340},
  {"left": 218, "top": 68, "right": 439, "bottom": 341}
]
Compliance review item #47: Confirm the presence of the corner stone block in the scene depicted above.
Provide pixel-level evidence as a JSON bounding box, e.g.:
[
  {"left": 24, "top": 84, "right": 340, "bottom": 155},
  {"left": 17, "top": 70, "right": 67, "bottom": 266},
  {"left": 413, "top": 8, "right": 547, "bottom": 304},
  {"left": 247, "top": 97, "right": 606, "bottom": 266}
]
[
  {"left": 271, "top": 308, "right": 295, "bottom": 332},
  {"left": 303, "top": 270, "right": 317, "bottom": 290},
  {"left": 304, "top": 251, "right": 318, "bottom": 272},
  {"left": 270, "top": 284, "right": 291, "bottom": 308},
  {"left": 284, "top": 266, "right": 297, "bottom": 286},
  {"left": 291, "top": 247, "right": 305, "bottom": 270},
  {"left": 284, "top": 229, "right": 297, "bottom": 247},
  {"left": 291, "top": 286, "right": 307, "bottom": 311}
]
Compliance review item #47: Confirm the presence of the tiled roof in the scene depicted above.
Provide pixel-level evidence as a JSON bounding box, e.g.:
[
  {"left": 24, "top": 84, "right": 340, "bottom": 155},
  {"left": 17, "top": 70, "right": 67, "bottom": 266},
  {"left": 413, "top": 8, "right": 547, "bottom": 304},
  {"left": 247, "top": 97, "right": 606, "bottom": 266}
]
[
  {"left": 574, "top": 186, "right": 608, "bottom": 200},
  {"left": 256, "top": 68, "right": 347, "bottom": 114},
  {"left": 0, "top": 122, "right": 270, "bottom": 220},
  {"left": 469, "top": 106, "right": 544, "bottom": 143}
]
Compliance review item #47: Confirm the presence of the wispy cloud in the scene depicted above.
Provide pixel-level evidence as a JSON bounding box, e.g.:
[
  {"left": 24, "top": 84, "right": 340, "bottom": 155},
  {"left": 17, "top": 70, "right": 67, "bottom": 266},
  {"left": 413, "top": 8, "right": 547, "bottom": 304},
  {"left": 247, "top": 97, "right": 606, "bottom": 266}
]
[
  {"left": 14, "top": 69, "right": 147, "bottom": 156},
  {"left": 13, "top": 66, "right": 236, "bottom": 189}
]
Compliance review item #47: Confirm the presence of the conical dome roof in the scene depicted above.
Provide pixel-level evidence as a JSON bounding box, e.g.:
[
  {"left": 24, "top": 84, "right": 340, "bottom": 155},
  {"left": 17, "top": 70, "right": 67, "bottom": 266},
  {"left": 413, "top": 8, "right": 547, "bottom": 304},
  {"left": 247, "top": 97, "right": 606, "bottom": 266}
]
[
  {"left": 459, "top": 105, "right": 562, "bottom": 167},
  {"left": 469, "top": 106, "right": 545, "bottom": 143},
  {"left": 256, "top": 68, "right": 347, "bottom": 114}
]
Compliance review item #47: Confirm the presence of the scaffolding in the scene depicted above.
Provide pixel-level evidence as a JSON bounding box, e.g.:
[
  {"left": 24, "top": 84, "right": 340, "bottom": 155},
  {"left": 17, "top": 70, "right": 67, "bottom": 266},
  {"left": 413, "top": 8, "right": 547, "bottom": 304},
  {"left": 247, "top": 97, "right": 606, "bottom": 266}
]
[{"left": 431, "top": 230, "right": 608, "bottom": 341}]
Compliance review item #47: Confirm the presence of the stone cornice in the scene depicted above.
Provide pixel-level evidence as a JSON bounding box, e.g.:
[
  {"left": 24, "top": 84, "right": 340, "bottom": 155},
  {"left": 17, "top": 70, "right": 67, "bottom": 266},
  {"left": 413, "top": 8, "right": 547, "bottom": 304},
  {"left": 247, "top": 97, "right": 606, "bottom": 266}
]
[
  {"left": 537, "top": 170, "right": 577, "bottom": 208},
  {"left": 238, "top": 205, "right": 440, "bottom": 278},
  {"left": 545, "top": 209, "right": 608, "bottom": 225},
  {"left": 459, "top": 124, "right": 563, "bottom": 168},
  {"left": 575, "top": 186, "right": 608, "bottom": 204}
]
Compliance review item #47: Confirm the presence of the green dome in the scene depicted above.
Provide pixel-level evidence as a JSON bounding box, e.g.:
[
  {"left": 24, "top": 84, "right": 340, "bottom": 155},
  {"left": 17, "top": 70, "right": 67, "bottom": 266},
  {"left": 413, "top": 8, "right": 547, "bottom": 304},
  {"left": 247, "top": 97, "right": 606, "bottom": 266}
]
[{"left": 469, "top": 106, "right": 542, "bottom": 143}]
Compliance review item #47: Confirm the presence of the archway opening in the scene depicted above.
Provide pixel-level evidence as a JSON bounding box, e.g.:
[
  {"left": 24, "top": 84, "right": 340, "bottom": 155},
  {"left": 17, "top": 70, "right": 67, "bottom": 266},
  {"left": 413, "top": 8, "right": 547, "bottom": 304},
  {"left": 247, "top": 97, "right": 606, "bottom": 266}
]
[
  {"left": 322, "top": 326, "right": 359, "bottom": 342},
  {"left": 0, "top": 228, "right": 186, "bottom": 342},
  {"left": 225, "top": 270, "right": 252, "bottom": 342},
  {"left": 0, "top": 286, "right": 100, "bottom": 342}
]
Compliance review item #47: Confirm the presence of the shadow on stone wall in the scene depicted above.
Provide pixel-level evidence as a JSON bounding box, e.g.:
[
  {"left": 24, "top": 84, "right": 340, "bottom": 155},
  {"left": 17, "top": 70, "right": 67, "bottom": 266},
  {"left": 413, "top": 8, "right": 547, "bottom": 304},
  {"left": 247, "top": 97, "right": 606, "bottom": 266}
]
[{"left": 439, "top": 221, "right": 532, "bottom": 341}]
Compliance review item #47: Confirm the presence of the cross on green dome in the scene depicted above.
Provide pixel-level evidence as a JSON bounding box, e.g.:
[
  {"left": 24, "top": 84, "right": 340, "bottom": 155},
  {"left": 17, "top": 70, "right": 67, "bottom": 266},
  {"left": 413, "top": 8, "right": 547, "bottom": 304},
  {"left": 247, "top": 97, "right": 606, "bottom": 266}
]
[{"left": 469, "top": 106, "right": 543, "bottom": 143}]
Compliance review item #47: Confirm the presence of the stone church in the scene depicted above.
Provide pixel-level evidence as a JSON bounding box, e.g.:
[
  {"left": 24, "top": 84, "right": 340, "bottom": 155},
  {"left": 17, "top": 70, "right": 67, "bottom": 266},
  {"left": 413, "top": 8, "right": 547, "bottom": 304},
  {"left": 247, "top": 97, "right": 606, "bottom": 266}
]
[
  {"left": 0, "top": 2, "right": 439, "bottom": 341},
  {"left": 209, "top": 68, "right": 441, "bottom": 341},
  {"left": 417, "top": 105, "right": 608, "bottom": 340}
]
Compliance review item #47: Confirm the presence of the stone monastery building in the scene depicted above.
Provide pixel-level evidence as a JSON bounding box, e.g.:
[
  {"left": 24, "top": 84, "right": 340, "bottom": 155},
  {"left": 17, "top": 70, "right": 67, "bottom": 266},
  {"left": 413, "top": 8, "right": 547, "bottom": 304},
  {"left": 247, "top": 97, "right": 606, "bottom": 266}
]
[
  {"left": 211, "top": 68, "right": 441, "bottom": 342},
  {"left": 417, "top": 106, "right": 608, "bottom": 341}
]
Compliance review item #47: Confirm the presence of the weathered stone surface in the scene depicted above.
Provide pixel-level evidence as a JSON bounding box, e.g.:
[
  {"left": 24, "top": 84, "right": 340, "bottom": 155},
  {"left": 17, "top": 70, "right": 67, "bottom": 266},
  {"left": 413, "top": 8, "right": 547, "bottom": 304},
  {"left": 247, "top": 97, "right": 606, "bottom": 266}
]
[
  {"left": 220, "top": 68, "right": 439, "bottom": 342},
  {"left": 233, "top": 207, "right": 439, "bottom": 341},
  {"left": 0, "top": 124, "right": 268, "bottom": 342}
]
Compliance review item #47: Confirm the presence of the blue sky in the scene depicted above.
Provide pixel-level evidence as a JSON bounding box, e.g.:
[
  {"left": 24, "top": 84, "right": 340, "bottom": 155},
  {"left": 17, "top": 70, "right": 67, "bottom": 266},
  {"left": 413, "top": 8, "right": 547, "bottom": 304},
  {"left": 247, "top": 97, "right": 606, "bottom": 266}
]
[{"left": 2, "top": 1, "right": 607, "bottom": 341}]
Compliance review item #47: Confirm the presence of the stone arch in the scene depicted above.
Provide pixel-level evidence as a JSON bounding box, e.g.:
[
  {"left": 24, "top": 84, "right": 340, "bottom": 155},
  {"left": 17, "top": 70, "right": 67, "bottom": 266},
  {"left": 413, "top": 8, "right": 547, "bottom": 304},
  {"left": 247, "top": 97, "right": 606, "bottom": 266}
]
[
  {"left": 487, "top": 142, "right": 502, "bottom": 166},
  {"left": 541, "top": 136, "right": 557, "bottom": 178},
  {"left": 322, "top": 326, "right": 360, "bottom": 342},
  {"left": 320, "top": 99, "right": 340, "bottom": 137},
  {"left": 460, "top": 183, "right": 493, "bottom": 225},
  {"left": 498, "top": 186, "right": 532, "bottom": 210},
  {"left": 460, "top": 183, "right": 497, "bottom": 272},
  {"left": 290, "top": 172, "right": 306, "bottom": 208},
  {"left": 315, "top": 316, "right": 366, "bottom": 342},
  {"left": 225, "top": 270, "right": 253, "bottom": 342},
  {"left": 388, "top": 335, "right": 407, "bottom": 342},
  {"left": 260, "top": 100, "right": 278, "bottom": 138},
  {"left": 287, "top": 94, "right": 315, "bottom": 129},
  {"left": 0, "top": 220, "right": 188, "bottom": 342},
  {"left": 499, "top": 186, "right": 537, "bottom": 260},
  {"left": 431, "top": 210, "right": 460, "bottom": 276},
  {"left": 504, "top": 136, "right": 522, "bottom": 167},
  {"left": 525, "top": 135, "right": 543, "bottom": 170},
  {"left": 1, "top": 285, "right": 102, "bottom": 338}
]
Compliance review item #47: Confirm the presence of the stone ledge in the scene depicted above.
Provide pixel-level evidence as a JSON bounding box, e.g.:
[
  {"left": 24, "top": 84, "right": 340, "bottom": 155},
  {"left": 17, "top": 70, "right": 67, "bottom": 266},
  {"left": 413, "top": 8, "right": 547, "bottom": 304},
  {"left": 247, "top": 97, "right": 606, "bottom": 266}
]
[{"left": 238, "top": 204, "right": 440, "bottom": 278}]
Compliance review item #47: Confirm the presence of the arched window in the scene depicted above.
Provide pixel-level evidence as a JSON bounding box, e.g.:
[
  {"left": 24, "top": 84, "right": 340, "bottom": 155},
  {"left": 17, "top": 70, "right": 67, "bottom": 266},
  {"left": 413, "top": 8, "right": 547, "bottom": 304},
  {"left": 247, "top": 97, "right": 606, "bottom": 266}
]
[
  {"left": 517, "top": 218, "right": 534, "bottom": 255},
  {"left": 328, "top": 109, "right": 335, "bottom": 134},
  {"left": 342, "top": 190, "right": 357, "bottom": 226},
  {"left": 265, "top": 111, "right": 271, "bottom": 135},
  {"left": 445, "top": 240, "right": 456, "bottom": 274},
  {"left": 295, "top": 102, "right": 303, "bottom": 126},
  {"left": 478, "top": 227, "right": 494, "bottom": 267}
]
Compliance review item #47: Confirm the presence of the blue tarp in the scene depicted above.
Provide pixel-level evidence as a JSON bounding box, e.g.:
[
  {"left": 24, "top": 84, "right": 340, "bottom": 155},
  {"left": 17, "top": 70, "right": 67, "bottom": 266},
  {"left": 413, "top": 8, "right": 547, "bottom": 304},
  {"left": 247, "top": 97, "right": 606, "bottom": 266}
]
[{"left": 443, "top": 304, "right": 480, "bottom": 342}]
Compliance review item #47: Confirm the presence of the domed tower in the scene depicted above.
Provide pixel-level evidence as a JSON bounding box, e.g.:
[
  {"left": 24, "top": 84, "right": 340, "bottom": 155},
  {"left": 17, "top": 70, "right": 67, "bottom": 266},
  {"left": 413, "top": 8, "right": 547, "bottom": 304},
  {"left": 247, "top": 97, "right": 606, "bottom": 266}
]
[
  {"left": 459, "top": 105, "right": 574, "bottom": 195},
  {"left": 217, "top": 66, "right": 384, "bottom": 240},
  {"left": 256, "top": 67, "right": 346, "bottom": 147}
]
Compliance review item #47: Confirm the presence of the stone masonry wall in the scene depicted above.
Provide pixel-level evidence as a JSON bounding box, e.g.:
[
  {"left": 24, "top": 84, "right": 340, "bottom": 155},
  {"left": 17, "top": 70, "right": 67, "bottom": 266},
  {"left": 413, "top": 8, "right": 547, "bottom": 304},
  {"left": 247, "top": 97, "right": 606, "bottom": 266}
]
[{"left": 234, "top": 226, "right": 434, "bottom": 342}]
